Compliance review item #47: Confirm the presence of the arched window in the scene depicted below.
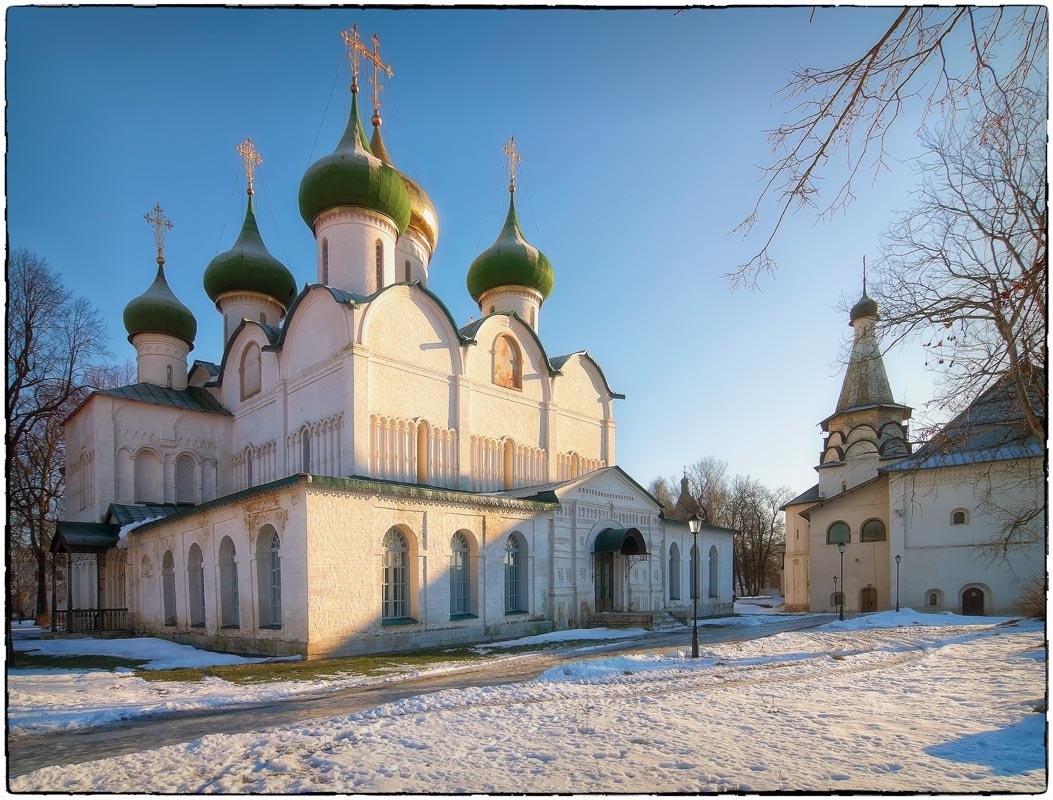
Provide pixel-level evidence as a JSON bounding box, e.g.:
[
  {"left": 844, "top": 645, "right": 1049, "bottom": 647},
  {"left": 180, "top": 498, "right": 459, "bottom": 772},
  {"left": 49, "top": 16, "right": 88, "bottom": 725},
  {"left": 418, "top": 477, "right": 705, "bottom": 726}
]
[
  {"left": 841, "top": 481, "right": 847, "bottom": 493},
  {"left": 256, "top": 526, "right": 281, "bottom": 627},
  {"left": 245, "top": 448, "right": 255, "bottom": 488},
  {"left": 375, "top": 239, "right": 384, "bottom": 290},
  {"left": 161, "top": 550, "right": 176, "bottom": 626},
  {"left": 416, "top": 422, "right": 429, "bottom": 485},
  {"left": 301, "top": 428, "right": 312, "bottom": 473},
  {"left": 134, "top": 449, "right": 161, "bottom": 504},
  {"left": 219, "top": 536, "right": 239, "bottom": 628},
  {"left": 493, "top": 335, "right": 523, "bottom": 390},
  {"left": 690, "top": 543, "right": 700, "bottom": 600},
  {"left": 529, "top": 307, "right": 536, "bottom": 328},
  {"left": 382, "top": 527, "right": 409, "bottom": 620},
  {"left": 240, "top": 343, "right": 262, "bottom": 400},
  {"left": 166, "top": 364, "right": 173, "bottom": 388},
  {"left": 708, "top": 545, "right": 719, "bottom": 598},
  {"left": 861, "top": 519, "right": 886, "bottom": 542},
  {"left": 826, "top": 521, "right": 851, "bottom": 545},
  {"left": 322, "top": 238, "right": 329, "bottom": 284},
  {"left": 929, "top": 592, "right": 939, "bottom": 607},
  {"left": 668, "top": 543, "right": 681, "bottom": 601},
  {"left": 187, "top": 543, "right": 205, "bottom": 627},
  {"left": 951, "top": 509, "right": 969, "bottom": 525},
  {"left": 504, "top": 533, "right": 525, "bottom": 613},
  {"left": 175, "top": 454, "right": 196, "bottom": 505},
  {"left": 404, "top": 260, "right": 411, "bottom": 282},
  {"left": 450, "top": 532, "right": 471, "bottom": 617}
]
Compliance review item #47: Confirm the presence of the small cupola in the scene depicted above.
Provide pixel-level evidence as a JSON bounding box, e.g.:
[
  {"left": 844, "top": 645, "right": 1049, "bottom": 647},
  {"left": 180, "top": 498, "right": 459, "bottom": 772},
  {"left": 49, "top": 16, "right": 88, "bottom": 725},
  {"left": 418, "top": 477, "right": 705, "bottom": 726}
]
[
  {"left": 124, "top": 204, "right": 196, "bottom": 389},
  {"left": 204, "top": 138, "right": 297, "bottom": 345},
  {"left": 466, "top": 137, "right": 554, "bottom": 331}
]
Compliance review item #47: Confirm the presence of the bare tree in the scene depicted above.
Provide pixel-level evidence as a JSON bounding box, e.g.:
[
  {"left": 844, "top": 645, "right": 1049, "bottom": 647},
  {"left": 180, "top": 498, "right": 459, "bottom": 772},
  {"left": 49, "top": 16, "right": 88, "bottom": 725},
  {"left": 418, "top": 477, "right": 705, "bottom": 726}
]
[
  {"left": 733, "top": 6, "right": 1047, "bottom": 288},
  {"left": 6, "top": 249, "right": 109, "bottom": 654},
  {"left": 875, "top": 85, "right": 1046, "bottom": 441},
  {"left": 646, "top": 477, "right": 677, "bottom": 510}
]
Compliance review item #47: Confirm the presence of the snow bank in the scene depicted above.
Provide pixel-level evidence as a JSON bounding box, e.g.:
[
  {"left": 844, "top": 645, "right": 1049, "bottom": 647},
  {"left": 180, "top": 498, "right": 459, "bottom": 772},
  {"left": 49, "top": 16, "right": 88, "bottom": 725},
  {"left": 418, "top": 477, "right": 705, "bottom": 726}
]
[
  {"left": 475, "top": 627, "right": 647, "bottom": 650},
  {"left": 14, "top": 636, "right": 298, "bottom": 670},
  {"left": 823, "top": 608, "right": 1017, "bottom": 631},
  {"left": 734, "top": 594, "right": 786, "bottom": 615}
]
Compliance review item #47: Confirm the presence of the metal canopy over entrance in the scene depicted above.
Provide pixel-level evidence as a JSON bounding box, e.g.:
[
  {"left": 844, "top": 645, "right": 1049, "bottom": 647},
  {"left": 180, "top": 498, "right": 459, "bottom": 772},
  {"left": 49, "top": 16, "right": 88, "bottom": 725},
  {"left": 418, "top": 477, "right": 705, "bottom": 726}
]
[{"left": 592, "top": 528, "right": 650, "bottom": 613}]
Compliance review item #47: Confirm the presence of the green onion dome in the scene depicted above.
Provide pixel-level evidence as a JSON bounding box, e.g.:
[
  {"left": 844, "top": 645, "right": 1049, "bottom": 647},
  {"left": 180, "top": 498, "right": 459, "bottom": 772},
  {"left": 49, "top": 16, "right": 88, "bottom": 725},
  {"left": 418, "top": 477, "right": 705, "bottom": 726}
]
[
  {"left": 466, "top": 192, "right": 554, "bottom": 302},
  {"left": 124, "top": 263, "right": 197, "bottom": 347},
  {"left": 850, "top": 292, "right": 879, "bottom": 323},
  {"left": 370, "top": 125, "right": 439, "bottom": 253},
  {"left": 203, "top": 195, "right": 296, "bottom": 309},
  {"left": 298, "top": 92, "right": 411, "bottom": 233}
]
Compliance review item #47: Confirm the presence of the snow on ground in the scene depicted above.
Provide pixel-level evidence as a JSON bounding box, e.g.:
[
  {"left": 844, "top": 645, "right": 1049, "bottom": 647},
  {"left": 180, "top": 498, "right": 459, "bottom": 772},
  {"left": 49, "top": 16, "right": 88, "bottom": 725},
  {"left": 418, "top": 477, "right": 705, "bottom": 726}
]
[
  {"left": 734, "top": 593, "right": 786, "bottom": 615},
  {"left": 13, "top": 617, "right": 1045, "bottom": 793},
  {"left": 823, "top": 607, "right": 1014, "bottom": 631},
  {"left": 475, "top": 627, "right": 647, "bottom": 649},
  {"left": 14, "top": 635, "right": 299, "bottom": 670}
]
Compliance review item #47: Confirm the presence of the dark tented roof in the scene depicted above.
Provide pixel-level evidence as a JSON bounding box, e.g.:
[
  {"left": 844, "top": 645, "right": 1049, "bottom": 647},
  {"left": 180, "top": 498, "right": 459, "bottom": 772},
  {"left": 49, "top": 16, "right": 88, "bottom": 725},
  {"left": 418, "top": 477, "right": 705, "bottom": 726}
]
[
  {"left": 52, "top": 521, "right": 120, "bottom": 551},
  {"left": 884, "top": 372, "right": 1044, "bottom": 472},
  {"left": 97, "top": 383, "right": 231, "bottom": 416},
  {"left": 835, "top": 321, "right": 898, "bottom": 414}
]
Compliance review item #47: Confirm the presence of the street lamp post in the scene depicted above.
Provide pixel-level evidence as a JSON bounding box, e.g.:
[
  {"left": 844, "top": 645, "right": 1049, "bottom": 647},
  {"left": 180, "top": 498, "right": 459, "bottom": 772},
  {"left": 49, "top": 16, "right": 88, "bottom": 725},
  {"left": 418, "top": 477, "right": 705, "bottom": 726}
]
[
  {"left": 688, "top": 514, "right": 703, "bottom": 658},
  {"left": 837, "top": 542, "right": 846, "bottom": 621},
  {"left": 895, "top": 554, "right": 901, "bottom": 612},
  {"left": 833, "top": 576, "right": 838, "bottom": 613}
]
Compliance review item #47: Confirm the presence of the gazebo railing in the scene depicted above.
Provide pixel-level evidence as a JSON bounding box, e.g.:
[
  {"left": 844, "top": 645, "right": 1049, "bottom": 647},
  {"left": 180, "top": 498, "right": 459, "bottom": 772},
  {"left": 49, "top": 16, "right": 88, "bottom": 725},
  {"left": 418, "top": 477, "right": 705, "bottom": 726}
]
[{"left": 56, "top": 608, "right": 129, "bottom": 633}]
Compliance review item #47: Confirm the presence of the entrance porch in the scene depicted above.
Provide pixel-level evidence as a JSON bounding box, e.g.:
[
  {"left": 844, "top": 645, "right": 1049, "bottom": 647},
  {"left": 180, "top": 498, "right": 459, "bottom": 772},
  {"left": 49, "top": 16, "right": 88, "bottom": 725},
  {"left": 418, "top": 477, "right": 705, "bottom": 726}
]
[{"left": 49, "top": 522, "right": 129, "bottom": 634}]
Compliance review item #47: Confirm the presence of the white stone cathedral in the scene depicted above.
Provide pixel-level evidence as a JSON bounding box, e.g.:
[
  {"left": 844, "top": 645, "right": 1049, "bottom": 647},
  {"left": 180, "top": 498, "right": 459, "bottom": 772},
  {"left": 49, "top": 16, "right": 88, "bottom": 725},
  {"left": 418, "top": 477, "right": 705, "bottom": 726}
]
[{"left": 57, "top": 31, "right": 735, "bottom": 658}]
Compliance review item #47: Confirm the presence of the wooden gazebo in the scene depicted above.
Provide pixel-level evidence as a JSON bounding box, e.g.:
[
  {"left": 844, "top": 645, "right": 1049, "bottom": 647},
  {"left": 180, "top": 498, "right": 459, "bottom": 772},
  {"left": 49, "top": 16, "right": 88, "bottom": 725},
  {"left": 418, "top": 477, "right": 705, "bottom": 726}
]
[{"left": 50, "top": 521, "right": 128, "bottom": 633}]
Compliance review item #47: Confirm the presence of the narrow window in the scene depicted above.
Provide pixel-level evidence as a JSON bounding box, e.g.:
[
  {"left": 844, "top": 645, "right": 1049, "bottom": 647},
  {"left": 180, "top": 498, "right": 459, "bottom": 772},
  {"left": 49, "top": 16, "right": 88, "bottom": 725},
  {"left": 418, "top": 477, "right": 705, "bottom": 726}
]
[
  {"left": 245, "top": 449, "right": 254, "bottom": 487},
  {"left": 256, "top": 526, "right": 281, "bottom": 627},
  {"left": 161, "top": 550, "right": 176, "bottom": 626},
  {"left": 240, "top": 343, "right": 262, "bottom": 400},
  {"left": 219, "top": 536, "right": 239, "bottom": 628},
  {"left": 404, "top": 260, "right": 411, "bottom": 282},
  {"left": 375, "top": 239, "right": 384, "bottom": 290},
  {"left": 450, "top": 532, "right": 471, "bottom": 616},
  {"left": 175, "top": 454, "right": 195, "bottom": 505},
  {"left": 301, "top": 429, "right": 311, "bottom": 474},
  {"left": 669, "top": 543, "right": 681, "bottom": 601},
  {"left": 322, "top": 238, "right": 329, "bottom": 284},
  {"left": 504, "top": 534, "right": 524, "bottom": 613},
  {"left": 951, "top": 509, "right": 968, "bottom": 525},
  {"left": 383, "top": 527, "right": 409, "bottom": 620},
  {"left": 929, "top": 592, "right": 938, "bottom": 606},
  {"left": 269, "top": 532, "right": 282, "bottom": 626},
  {"left": 708, "top": 545, "right": 719, "bottom": 598},
  {"left": 187, "top": 544, "right": 205, "bottom": 627},
  {"left": 166, "top": 364, "right": 173, "bottom": 388}
]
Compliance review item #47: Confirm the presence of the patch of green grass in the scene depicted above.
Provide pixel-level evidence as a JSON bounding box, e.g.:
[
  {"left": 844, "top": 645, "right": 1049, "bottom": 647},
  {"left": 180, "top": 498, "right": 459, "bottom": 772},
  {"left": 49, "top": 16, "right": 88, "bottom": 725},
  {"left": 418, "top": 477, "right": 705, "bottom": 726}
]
[
  {"left": 830, "top": 653, "right": 847, "bottom": 661},
  {"left": 136, "top": 645, "right": 487, "bottom": 685},
  {"left": 11, "top": 652, "right": 150, "bottom": 671}
]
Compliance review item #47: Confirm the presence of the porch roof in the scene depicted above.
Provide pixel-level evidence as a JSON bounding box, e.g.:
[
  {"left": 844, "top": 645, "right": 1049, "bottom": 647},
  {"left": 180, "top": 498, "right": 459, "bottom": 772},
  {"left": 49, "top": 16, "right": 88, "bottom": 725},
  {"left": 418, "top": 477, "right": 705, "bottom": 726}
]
[
  {"left": 593, "top": 527, "right": 648, "bottom": 555},
  {"left": 51, "top": 521, "right": 120, "bottom": 552}
]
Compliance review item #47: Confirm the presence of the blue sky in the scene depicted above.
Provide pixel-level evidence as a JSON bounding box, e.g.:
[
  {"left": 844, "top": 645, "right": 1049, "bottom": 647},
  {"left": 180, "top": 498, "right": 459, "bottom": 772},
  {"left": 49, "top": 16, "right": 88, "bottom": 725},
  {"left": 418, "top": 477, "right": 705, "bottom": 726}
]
[{"left": 8, "top": 7, "right": 944, "bottom": 494}]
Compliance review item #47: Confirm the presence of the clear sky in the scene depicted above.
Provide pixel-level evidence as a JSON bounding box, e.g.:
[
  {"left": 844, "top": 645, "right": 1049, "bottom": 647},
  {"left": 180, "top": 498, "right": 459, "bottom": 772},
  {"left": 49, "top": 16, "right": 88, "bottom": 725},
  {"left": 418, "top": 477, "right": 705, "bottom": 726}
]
[{"left": 8, "top": 6, "right": 943, "bottom": 494}]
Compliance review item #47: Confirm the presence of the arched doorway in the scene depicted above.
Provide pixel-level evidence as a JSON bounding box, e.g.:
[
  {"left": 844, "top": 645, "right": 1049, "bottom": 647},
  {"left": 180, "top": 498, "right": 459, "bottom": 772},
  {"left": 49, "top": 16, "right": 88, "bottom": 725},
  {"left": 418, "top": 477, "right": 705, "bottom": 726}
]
[
  {"left": 860, "top": 586, "right": 878, "bottom": 612},
  {"left": 593, "top": 528, "right": 649, "bottom": 613},
  {"left": 962, "top": 587, "right": 985, "bottom": 616}
]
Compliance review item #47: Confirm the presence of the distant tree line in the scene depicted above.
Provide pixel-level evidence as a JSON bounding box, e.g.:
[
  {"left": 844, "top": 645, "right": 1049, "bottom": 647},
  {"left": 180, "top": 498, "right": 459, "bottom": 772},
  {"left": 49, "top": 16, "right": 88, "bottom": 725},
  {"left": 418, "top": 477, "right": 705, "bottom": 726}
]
[{"left": 649, "top": 457, "right": 791, "bottom": 598}]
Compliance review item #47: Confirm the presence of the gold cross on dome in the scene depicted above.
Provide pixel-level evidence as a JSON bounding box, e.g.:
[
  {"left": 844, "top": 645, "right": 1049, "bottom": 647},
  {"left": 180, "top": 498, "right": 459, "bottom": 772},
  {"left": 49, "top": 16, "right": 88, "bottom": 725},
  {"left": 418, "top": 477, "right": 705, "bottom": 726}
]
[
  {"left": 503, "top": 136, "right": 522, "bottom": 192},
  {"left": 340, "top": 25, "right": 364, "bottom": 90},
  {"left": 236, "top": 138, "right": 263, "bottom": 195},
  {"left": 359, "top": 33, "right": 394, "bottom": 120},
  {"left": 144, "top": 203, "right": 173, "bottom": 265}
]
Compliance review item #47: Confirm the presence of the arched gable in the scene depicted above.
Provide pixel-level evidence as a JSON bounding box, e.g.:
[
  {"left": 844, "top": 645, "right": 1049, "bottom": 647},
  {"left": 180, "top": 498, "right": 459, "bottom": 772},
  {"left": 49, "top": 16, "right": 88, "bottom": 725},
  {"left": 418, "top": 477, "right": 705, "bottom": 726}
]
[
  {"left": 280, "top": 287, "right": 354, "bottom": 381},
  {"left": 551, "top": 352, "right": 613, "bottom": 420},
  {"left": 462, "top": 314, "right": 550, "bottom": 403},
  {"left": 218, "top": 322, "right": 282, "bottom": 410},
  {"left": 360, "top": 284, "right": 461, "bottom": 377}
]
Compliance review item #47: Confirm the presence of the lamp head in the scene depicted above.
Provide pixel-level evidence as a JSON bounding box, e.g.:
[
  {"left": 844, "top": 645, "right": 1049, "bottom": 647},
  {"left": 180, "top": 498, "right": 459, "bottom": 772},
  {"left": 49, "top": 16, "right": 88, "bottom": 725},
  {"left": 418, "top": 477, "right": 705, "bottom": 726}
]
[
  {"left": 895, "top": 554, "right": 901, "bottom": 564},
  {"left": 688, "top": 514, "right": 703, "bottom": 535},
  {"left": 837, "top": 542, "right": 846, "bottom": 555}
]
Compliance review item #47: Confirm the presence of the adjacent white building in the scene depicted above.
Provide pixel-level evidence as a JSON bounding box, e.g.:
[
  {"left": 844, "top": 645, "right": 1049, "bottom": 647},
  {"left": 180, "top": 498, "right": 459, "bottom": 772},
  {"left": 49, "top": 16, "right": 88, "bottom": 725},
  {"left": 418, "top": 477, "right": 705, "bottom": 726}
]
[
  {"left": 782, "top": 290, "right": 1044, "bottom": 616},
  {"left": 56, "top": 45, "right": 734, "bottom": 658}
]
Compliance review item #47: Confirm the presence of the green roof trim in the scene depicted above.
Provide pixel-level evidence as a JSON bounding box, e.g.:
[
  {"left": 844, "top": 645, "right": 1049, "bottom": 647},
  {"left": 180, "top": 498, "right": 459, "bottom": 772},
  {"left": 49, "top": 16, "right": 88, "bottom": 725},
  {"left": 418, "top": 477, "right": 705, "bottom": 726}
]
[
  {"left": 96, "top": 383, "right": 231, "bottom": 416},
  {"left": 550, "top": 350, "right": 625, "bottom": 400},
  {"left": 129, "top": 473, "right": 559, "bottom": 536},
  {"left": 593, "top": 527, "right": 648, "bottom": 555},
  {"left": 203, "top": 195, "right": 297, "bottom": 309},
  {"left": 467, "top": 192, "right": 554, "bottom": 301},
  {"left": 298, "top": 92, "right": 411, "bottom": 233},
  {"left": 123, "top": 264, "right": 197, "bottom": 347}
]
